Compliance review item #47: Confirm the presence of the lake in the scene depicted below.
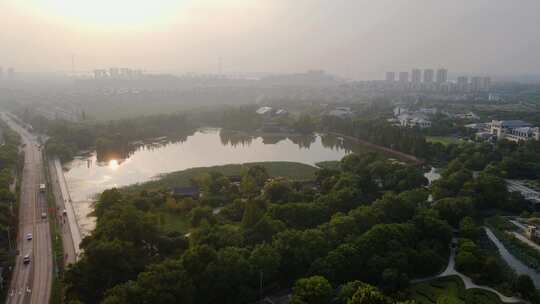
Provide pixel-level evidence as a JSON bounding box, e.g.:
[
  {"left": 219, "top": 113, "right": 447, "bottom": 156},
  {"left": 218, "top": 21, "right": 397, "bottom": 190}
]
[{"left": 63, "top": 128, "right": 380, "bottom": 235}]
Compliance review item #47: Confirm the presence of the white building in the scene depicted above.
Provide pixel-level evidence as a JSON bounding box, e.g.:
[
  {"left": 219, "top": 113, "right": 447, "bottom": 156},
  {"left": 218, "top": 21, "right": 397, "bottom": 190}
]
[
  {"left": 419, "top": 108, "right": 438, "bottom": 115},
  {"left": 393, "top": 107, "right": 409, "bottom": 117},
  {"left": 490, "top": 120, "right": 539, "bottom": 142},
  {"left": 256, "top": 106, "right": 274, "bottom": 116},
  {"left": 455, "top": 112, "right": 480, "bottom": 120},
  {"left": 504, "top": 127, "right": 540, "bottom": 142},
  {"left": 398, "top": 113, "right": 432, "bottom": 128},
  {"left": 329, "top": 107, "right": 354, "bottom": 119}
]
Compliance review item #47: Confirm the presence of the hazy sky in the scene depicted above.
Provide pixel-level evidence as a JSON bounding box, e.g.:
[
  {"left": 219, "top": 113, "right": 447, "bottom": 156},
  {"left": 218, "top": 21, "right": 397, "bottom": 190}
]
[{"left": 1, "top": 0, "right": 539, "bottom": 79}]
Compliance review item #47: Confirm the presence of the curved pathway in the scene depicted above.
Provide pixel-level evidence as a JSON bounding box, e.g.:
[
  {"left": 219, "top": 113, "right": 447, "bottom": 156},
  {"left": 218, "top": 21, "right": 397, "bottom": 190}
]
[
  {"left": 412, "top": 238, "right": 526, "bottom": 304},
  {"left": 485, "top": 227, "right": 540, "bottom": 289}
]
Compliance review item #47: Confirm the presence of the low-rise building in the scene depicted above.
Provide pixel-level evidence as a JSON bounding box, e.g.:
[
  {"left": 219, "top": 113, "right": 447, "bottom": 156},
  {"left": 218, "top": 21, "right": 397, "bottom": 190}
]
[
  {"left": 504, "top": 127, "right": 540, "bottom": 142},
  {"left": 490, "top": 120, "right": 539, "bottom": 142},
  {"left": 275, "top": 109, "right": 288, "bottom": 116},
  {"left": 455, "top": 112, "right": 480, "bottom": 120},
  {"left": 393, "top": 107, "right": 432, "bottom": 128},
  {"left": 256, "top": 106, "right": 274, "bottom": 116},
  {"left": 398, "top": 113, "right": 432, "bottom": 128},
  {"left": 526, "top": 225, "right": 539, "bottom": 241},
  {"left": 419, "top": 107, "right": 438, "bottom": 115},
  {"left": 171, "top": 186, "right": 200, "bottom": 200},
  {"left": 465, "top": 122, "right": 489, "bottom": 130},
  {"left": 328, "top": 107, "right": 354, "bottom": 119}
]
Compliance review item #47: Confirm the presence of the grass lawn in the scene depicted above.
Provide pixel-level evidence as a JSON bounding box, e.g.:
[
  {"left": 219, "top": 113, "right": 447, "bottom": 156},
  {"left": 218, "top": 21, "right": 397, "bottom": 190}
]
[
  {"left": 405, "top": 276, "right": 508, "bottom": 304},
  {"left": 426, "top": 136, "right": 461, "bottom": 146},
  {"left": 127, "top": 161, "right": 319, "bottom": 191},
  {"left": 123, "top": 161, "right": 319, "bottom": 233},
  {"left": 315, "top": 160, "right": 341, "bottom": 170},
  {"left": 155, "top": 211, "right": 190, "bottom": 233}
]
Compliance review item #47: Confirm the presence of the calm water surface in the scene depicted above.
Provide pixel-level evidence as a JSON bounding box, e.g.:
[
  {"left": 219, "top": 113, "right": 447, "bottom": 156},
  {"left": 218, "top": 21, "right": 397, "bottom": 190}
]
[{"left": 64, "top": 128, "right": 373, "bottom": 234}]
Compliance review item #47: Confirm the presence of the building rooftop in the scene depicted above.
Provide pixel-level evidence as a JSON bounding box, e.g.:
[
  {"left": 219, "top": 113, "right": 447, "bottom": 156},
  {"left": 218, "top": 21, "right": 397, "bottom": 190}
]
[
  {"left": 513, "top": 127, "right": 538, "bottom": 133},
  {"left": 493, "top": 120, "right": 532, "bottom": 128},
  {"left": 172, "top": 186, "right": 200, "bottom": 198},
  {"left": 329, "top": 108, "right": 353, "bottom": 118},
  {"left": 256, "top": 106, "right": 273, "bottom": 115}
]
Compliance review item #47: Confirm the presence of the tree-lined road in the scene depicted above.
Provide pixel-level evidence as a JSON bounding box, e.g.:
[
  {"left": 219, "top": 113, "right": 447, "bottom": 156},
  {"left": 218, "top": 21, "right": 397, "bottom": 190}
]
[
  {"left": 48, "top": 158, "right": 79, "bottom": 264},
  {"left": 2, "top": 113, "right": 52, "bottom": 304}
]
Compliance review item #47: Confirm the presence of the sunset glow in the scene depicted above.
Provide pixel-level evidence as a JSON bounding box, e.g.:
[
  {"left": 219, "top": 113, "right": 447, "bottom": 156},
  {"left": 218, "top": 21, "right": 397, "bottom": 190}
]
[{"left": 16, "top": 0, "right": 187, "bottom": 29}]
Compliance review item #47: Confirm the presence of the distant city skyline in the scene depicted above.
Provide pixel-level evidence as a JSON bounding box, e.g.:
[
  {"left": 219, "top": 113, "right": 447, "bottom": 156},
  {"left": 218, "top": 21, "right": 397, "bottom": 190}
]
[{"left": 1, "top": 1, "right": 540, "bottom": 80}]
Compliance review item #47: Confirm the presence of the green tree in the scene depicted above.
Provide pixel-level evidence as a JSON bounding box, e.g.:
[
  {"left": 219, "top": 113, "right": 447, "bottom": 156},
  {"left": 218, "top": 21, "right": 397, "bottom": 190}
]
[
  {"left": 338, "top": 281, "right": 367, "bottom": 303},
  {"left": 242, "top": 199, "right": 265, "bottom": 228},
  {"left": 190, "top": 206, "right": 216, "bottom": 227},
  {"left": 102, "top": 259, "right": 194, "bottom": 304},
  {"left": 348, "top": 284, "right": 391, "bottom": 304},
  {"left": 290, "top": 276, "right": 333, "bottom": 304},
  {"left": 514, "top": 274, "right": 536, "bottom": 299},
  {"left": 249, "top": 243, "right": 281, "bottom": 284},
  {"left": 293, "top": 114, "right": 316, "bottom": 134},
  {"left": 459, "top": 217, "right": 480, "bottom": 240},
  {"left": 433, "top": 197, "right": 475, "bottom": 227},
  {"left": 263, "top": 178, "right": 293, "bottom": 203}
]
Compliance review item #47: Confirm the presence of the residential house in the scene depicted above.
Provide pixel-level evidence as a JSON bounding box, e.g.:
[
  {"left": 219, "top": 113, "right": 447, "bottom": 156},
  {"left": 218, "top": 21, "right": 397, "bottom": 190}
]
[
  {"left": 171, "top": 186, "right": 200, "bottom": 200},
  {"left": 398, "top": 113, "right": 432, "bottom": 128}
]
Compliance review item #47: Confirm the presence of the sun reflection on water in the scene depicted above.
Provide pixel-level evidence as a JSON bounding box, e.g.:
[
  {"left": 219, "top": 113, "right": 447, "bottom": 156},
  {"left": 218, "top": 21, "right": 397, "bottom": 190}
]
[{"left": 108, "top": 159, "right": 119, "bottom": 171}]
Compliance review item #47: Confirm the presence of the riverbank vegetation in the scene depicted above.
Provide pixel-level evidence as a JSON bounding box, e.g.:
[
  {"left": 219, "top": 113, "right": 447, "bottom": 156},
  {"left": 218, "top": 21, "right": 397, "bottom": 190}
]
[
  {"left": 17, "top": 105, "right": 321, "bottom": 164},
  {"left": 126, "top": 162, "right": 319, "bottom": 193},
  {"left": 59, "top": 123, "right": 540, "bottom": 304},
  {"left": 18, "top": 111, "right": 195, "bottom": 162},
  {"left": 13, "top": 104, "right": 540, "bottom": 303},
  {"left": 63, "top": 153, "right": 452, "bottom": 303},
  {"left": 60, "top": 143, "right": 540, "bottom": 303}
]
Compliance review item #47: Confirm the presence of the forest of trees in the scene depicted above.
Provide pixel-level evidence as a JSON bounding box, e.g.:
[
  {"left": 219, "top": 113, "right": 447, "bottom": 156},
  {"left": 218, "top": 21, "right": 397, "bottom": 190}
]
[
  {"left": 18, "top": 111, "right": 195, "bottom": 162},
  {"left": 14, "top": 106, "right": 540, "bottom": 303},
  {"left": 18, "top": 105, "right": 321, "bottom": 163},
  {"left": 320, "top": 114, "right": 540, "bottom": 177},
  {"left": 57, "top": 145, "right": 540, "bottom": 303},
  {"left": 0, "top": 121, "right": 22, "bottom": 297}
]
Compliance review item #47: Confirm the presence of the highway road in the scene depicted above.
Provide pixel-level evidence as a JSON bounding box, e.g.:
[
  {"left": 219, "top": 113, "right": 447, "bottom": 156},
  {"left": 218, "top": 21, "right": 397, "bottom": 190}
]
[{"left": 2, "top": 113, "right": 52, "bottom": 304}]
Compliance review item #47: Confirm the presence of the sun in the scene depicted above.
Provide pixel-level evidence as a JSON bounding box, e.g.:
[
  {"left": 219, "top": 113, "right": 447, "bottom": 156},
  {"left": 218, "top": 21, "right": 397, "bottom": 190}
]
[
  {"left": 108, "top": 159, "right": 120, "bottom": 171},
  {"left": 23, "top": 0, "right": 187, "bottom": 29}
]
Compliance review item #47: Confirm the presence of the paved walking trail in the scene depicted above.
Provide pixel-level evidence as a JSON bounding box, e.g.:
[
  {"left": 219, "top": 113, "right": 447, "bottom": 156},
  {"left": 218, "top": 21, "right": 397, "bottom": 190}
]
[
  {"left": 50, "top": 158, "right": 82, "bottom": 261},
  {"left": 412, "top": 237, "right": 526, "bottom": 304}
]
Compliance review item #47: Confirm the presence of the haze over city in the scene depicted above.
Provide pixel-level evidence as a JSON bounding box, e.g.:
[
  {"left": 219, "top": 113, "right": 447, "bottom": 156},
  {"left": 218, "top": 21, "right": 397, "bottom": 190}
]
[
  {"left": 3, "top": 1, "right": 540, "bottom": 304},
  {"left": 1, "top": 0, "right": 540, "bottom": 79}
]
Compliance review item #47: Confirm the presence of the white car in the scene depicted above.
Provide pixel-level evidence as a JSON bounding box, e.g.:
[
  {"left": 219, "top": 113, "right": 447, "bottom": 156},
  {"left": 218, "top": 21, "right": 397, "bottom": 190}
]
[
  {"left": 23, "top": 254, "right": 30, "bottom": 265},
  {"left": 26, "top": 233, "right": 32, "bottom": 241}
]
